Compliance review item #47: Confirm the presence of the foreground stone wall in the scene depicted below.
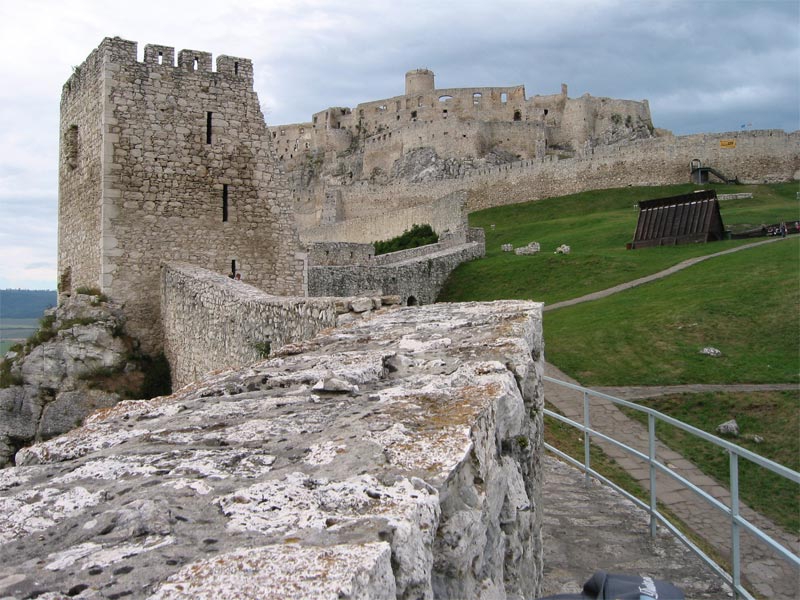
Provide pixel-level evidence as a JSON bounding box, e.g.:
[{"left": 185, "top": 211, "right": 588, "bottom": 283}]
[
  {"left": 162, "top": 262, "right": 393, "bottom": 388},
  {"left": 0, "top": 300, "right": 545, "bottom": 600}
]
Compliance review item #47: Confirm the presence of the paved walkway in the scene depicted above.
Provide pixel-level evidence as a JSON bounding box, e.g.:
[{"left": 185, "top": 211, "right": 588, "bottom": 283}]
[
  {"left": 544, "top": 364, "right": 800, "bottom": 599},
  {"left": 538, "top": 237, "right": 798, "bottom": 597},
  {"left": 544, "top": 236, "right": 785, "bottom": 312},
  {"left": 540, "top": 455, "right": 730, "bottom": 598}
]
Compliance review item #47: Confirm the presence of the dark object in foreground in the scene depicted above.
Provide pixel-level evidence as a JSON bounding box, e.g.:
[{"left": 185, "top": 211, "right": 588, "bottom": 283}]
[{"left": 537, "top": 571, "right": 685, "bottom": 599}]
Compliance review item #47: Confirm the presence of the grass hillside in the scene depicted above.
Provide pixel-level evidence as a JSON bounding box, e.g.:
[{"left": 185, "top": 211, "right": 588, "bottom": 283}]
[
  {"left": 439, "top": 182, "right": 799, "bottom": 385},
  {"left": 440, "top": 183, "right": 798, "bottom": 305},
  {"left": 546, "top": 237, "right": 799, "bottom": 385}
]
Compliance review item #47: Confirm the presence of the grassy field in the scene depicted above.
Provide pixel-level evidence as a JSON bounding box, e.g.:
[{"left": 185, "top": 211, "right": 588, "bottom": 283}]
[
  {"left": 545, "top": 236, "right": 799, "bottom": 385},
  {"left": 440, "top": 182, "right": 799, "bottom": 305},
  {"left": 0, "top": 318, "right": 40, "bottom": 354},
  {"left": 623, "top": 390, "right": 800, "bottom": 534},
  {"left": 439, "top": 182, "right": 799, "bottom": 386}
]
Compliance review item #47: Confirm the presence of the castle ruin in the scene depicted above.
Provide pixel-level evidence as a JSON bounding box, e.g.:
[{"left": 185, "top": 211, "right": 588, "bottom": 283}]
[
  {"left": 58, "top": 37, "right": 798, "bottom": 359},
  {"left": 271, "top": 69, "right": 654, "bottom": 185}
]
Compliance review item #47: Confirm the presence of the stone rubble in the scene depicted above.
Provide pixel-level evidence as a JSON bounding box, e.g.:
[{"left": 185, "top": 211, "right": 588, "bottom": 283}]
[{"left": 514, "top": 242, "right": 541, "bottom": 256}]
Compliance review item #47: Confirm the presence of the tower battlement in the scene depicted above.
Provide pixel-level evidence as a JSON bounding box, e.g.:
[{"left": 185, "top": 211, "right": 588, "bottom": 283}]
[{"left": 57, "top": 38, "right": 303, "bottom": 353}]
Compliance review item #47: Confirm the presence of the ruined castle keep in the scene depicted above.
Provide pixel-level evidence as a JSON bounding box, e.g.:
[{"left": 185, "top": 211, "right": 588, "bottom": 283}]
[
  {"left": 271, "top": 69, "right": 654, "bottom": 183},
  {"left": 58, "top": 38, "right": 305, "bottom": 353}
]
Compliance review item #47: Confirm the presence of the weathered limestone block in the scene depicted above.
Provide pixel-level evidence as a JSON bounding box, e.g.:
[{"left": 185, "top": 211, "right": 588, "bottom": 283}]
[
  {"left": 514, "top": 242, "right": 540, "bottom": 256},
  {"left": 21, "top": 324, "right": 127, "bottom": 390},
  {"left": 0, "top": 300, "right": 544, "bottom": 599}
]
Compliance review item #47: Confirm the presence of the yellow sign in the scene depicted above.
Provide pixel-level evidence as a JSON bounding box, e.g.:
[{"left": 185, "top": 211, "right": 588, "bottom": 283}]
[{"left": 720, "top": 139, "right": 736, "bottom": 149}]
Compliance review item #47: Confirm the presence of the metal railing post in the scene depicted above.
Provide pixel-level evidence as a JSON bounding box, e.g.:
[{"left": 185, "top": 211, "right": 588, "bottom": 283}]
[
  {"left": 730, "top": 451, "right": 741, "bottom": 596},
  {"left": 648, "top": 413, "right": 657, "bottom": 538},
  {"left": 583, "top": 391, "right": 591, "bottom": 485}
]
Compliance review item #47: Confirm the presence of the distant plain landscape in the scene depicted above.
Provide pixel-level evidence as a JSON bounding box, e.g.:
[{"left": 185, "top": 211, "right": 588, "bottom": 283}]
[{"left": 0, "top": 290, "right": 56, "bottom": 353}]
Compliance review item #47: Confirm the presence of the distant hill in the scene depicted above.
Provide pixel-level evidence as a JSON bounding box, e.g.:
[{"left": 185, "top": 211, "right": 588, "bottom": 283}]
[{"left": 0, "top": 289, "right": 57, "bottom": 319}]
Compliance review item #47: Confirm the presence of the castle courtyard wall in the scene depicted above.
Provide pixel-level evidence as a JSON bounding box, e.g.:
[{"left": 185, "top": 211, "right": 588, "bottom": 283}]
[
  {"left": 301, "top": 190, "right": 469, "bottom": 244},
  {"left": 307, "top": 238, "right": 485, "bottom": 306},
  {"left": 329, "top": 129, "right": 798, "bottom": 215}
]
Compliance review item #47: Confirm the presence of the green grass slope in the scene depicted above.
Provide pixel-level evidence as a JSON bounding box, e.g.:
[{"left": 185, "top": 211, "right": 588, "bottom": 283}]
[
  {"left": 439, "top": 183, "right": 799, "bottom": 385},
  {"left": 440, "top": 183, "right": 799, "bottom": 305},
  {"left": 545, "top": 237, "right": 799, "bottom": 385}
]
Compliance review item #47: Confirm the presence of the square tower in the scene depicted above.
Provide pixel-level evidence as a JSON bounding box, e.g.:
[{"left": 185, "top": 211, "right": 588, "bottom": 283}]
[{"left": 58, "top": 38, "right": 305, "bottom": 352}]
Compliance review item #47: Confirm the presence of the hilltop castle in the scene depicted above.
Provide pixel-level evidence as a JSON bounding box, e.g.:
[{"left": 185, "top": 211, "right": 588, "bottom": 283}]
[{"left": 270, "top": 68, "right": 655, "bottom": 185}]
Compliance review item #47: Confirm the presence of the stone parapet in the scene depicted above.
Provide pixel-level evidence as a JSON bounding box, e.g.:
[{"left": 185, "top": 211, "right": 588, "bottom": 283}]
[
  {"left": 308, "top": 241, "right": 485, "bottom": 306},
  {"left": 2, "top": 300, "right": 545, "bottom": 599},
  {"left": 161, "top": 262, "right": 389, "bottom": 388}
]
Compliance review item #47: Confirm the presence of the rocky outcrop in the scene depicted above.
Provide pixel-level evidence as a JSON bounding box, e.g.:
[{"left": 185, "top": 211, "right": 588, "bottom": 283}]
[
  {"left": 390, "top": 147, "right": 519, "bottom": 184},
  {"left": 0, "top": 300, "right": 545, "bottom": 599},
  {"left": 0, "top": 293, "right": 132, "bottom": 466}
]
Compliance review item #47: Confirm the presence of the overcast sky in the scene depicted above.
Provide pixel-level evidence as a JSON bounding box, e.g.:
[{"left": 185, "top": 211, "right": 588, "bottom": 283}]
[{"left": 0, "top": 0, "right": 797, "bottom": 291}]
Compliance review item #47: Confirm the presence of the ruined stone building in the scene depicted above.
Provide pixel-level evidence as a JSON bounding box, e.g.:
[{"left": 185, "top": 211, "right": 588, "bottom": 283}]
[
  {"left": 271, "top": 69, "right": 654, "bottom": 180},
  {"left": 58, "top": 38, "right": 306, "bottom": 352}
]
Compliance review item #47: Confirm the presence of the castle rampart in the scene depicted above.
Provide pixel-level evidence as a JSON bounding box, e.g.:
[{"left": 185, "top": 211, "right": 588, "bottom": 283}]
[
  {"left": 161, "top": 262, "right": 401, "bottom": 388},
  {"left": 59, "top": 38, "right": 304, "bottom": 353},
  {"left": 318, "top": 129, "right": 799, "bottom": 217}
]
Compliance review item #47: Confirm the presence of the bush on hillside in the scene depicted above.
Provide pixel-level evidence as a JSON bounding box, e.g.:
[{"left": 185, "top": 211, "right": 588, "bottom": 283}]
[{"left": 373, "top": 224, "right": 438, "bottom": 256}]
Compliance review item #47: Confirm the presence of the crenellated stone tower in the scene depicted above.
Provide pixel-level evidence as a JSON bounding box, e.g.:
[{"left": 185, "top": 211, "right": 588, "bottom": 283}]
[{"left": 58, "top": 37, "right": 305, "bottom": 352}]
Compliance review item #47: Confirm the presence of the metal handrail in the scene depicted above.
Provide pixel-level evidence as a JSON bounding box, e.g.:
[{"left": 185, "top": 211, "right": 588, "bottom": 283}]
[{"left": 542, "top": 375, "right": 800, "bottom": 600}]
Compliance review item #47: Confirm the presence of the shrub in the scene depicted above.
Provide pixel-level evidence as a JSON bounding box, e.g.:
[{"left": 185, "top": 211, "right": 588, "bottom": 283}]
[
  {"left": 253, "top": 340, "right": 271, "bottom": 358},
  {"left": 373, "top": 224, "right": 439, "bottom": 256},
  {"left": 0, "top": 359, "right": 23, "bottom": 388}
]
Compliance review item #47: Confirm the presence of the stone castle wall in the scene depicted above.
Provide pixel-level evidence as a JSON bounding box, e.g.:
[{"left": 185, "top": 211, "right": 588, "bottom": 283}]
[
  {"left": 161, "top": 262, "right": 398, "bottom": 388},
  {"left": 3, "top": 300, "right": 545, "bottom": 599},
  {"left": 59, "top": 38, "right": 305, "bottom": 353},
  {"left": 361, "top": 118, "right": 547, "bottom": 176},
  {"left": 57, "top": 45, "right": 107, "bottom": 294},
  {"left": 307, "top": 237, "right": 485, "bottom": 306},
  {"left": 300, "top": 190, "right": 469, "bottom": 244},
  {"left": 329, "top": 129, "right": 798, "bottom": 215}
]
